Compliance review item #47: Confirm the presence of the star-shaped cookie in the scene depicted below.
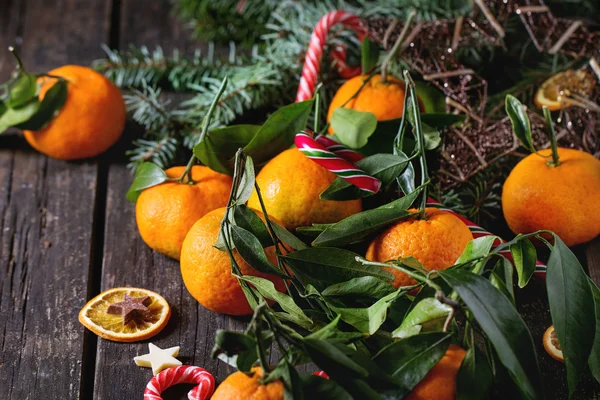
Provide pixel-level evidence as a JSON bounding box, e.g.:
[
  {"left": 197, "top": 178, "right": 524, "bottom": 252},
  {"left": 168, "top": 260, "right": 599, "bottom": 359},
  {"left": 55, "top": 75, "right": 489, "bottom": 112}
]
[
  {"left": 134, "top": 343, "right": 182, "bottom": 375},
  {"left": 106, "top": 294, "right": 151, "bottom": 325}
]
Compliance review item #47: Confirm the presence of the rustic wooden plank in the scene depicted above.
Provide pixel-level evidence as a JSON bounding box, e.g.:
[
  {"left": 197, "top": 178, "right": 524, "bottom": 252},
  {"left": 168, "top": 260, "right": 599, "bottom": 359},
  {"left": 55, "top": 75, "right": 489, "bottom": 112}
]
[
  {"left": 0, "top": 0, "right": 111, "bottom": 398},
  {"left": 93, "top": 2, "right": 243, "bottom": 399},
  {"left": 587, "top": 237, "right": 600, "bottom": 285}
]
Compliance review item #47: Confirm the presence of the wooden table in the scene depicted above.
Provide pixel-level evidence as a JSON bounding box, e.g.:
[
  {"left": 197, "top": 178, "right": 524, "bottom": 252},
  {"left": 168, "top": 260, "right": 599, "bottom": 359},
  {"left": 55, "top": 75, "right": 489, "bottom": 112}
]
[{"left": 0, "top": 1, "right": 599, "bottom": 399}]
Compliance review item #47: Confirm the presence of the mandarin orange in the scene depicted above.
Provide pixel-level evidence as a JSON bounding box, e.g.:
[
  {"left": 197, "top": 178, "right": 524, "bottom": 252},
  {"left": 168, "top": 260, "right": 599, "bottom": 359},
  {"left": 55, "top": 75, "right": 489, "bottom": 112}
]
[{"left": 211, "top": 367, "right": 284, "bottom": 400}]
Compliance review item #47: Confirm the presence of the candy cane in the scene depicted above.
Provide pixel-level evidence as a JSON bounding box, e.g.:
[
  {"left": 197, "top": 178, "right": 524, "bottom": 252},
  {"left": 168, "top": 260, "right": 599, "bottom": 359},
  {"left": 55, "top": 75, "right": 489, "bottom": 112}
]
[
  {"left": 295, "top": 130, "right": 381, "bottom": 194},
  {"left": 296, "top": 10, "right": 366, "bottom": 102},
  {"left": 143, "top": 366, "right": 215, "bottom": 400}
]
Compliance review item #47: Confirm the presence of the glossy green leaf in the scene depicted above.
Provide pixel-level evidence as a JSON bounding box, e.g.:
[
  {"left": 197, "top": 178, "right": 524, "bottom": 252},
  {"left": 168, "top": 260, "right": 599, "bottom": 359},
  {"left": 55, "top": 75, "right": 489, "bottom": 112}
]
[
  {"left": 243, "top": 99, "right": 314, "bottom": 163},
  {"left": 320, "top": 153, "right": 410, "bottom": 200},
  {"left": 303, "top": 338, "right": 369, "bottom": 378},
  {"left": 589, "top": 280, "right": 600, "bottom": 384},
  {"left": 301, "top": 374, "right": 353, "bottom": 400},
  {"left": 330, "top": 289, "right": 401, "bottom": 335},
  {"left": 241, "top": 275, "right": 313, "bottom": 329},
  {"left": 230, "top": 225, "right": 283, "bottom": 276},
  {"left": 282, "top": 248, "right": 394, "bottom": 290},
  {"left": 415, "top": 81, "right": 447, "bottom": 113},
  {"left": 361, "top": 37, "right": 379, "bottom": 74},
  {"left": 330, "top": 108, "right": 378, "bottom": 149},
  {"left": 233, "top": 205, "right": 272, "bottom": 247},
  {"left": 235, "top": 156, "right": 255, "bottom": 204},
  {"left": 457, "top": 346, "right": 493, "bottom": 400},
  {"left": 193, "top": 124, "right": 259, "bottom": 174},
  {"left": 15, "top": 79, "right": 68, "bottom": 131},
  {"left": 511, "top": 237, "right": 537, "bottom": 288},
  {"left": 505, "top": 95, "right": 535, "bottom": 152},
  {"left": 125, "top": 162, "right": 168, "bottom": 203},
  {"left": 374, "top": 332, "right": 451, "bottom": 396},
  {"left": 313, "top": 189, "right": 419, "bottom": 247},
  {"left": 392, "top": 298, "right": 451, "bottom": 339},
  {"left": 490, "top": 258, "right": 515, "bottom": 304},
  {"left": 271, "top": 220, "right": 308, "bottom": 250},
  {"left": 322, "top": 276, "right": 396, "bottom": 298},
  {"left": 305, "top": 315, "right": 365, "bottom": 342},
  {"left": 407, "top": 101, "right": 441, "bottom": 150},
  {"left": 211, "top": 330, "right": 258, "bottom": 372},
  {"left": 456, "top": 236, "right": 498, "bottom": 264},
  {"left": 397, "top": 162, "right": 415, "bottom": 195},
  {"left": 546, "top": 235, "right": 595, "bottom": 397},
  {"left": 8, "top": 74, "right": 37, "bottom": 108},
  {"left": 439, "top": 269, "right": 542, "bottom": 399},
  {"left": 0, "top": 99, "right": 39, "bottom": 134}
]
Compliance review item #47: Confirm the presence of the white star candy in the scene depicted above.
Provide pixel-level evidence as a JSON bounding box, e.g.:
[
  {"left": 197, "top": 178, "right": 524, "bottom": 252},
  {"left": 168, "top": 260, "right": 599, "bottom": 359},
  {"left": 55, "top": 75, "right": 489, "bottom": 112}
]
[{"left": 134, "top": 343, "right": 182, "bottom": 375}]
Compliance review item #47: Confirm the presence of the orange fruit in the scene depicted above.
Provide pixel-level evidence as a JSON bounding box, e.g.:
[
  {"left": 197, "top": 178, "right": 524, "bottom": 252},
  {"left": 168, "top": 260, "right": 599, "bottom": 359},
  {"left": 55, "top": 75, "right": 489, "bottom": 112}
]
[
  {"left": 543, "top": 325, "right": 564, "bottom": 362},
  {"left": 502, "top": 147, "right": 600, "bottom": 247},
  {"left": 534, "top": 69, "right": 595, "bottom": 111},
  {"left": 365, "top": 208, "right": 473, "bottom": 288},
  {"left": 23, "top": 65, "right": 126, "bottom": 160},
  {"left": 247, "top": 148, "right": 362, "bottom": 230},
  {"left": 136, "top": 166, "right": 232, "bottom": 260},
  {"left": 78, "top": 287, "right": 170, "bottom": 342},
  {"left": 211, "top": 367, "right": 284, "bottom": 400},
  {"left": 405, "top": 344, "right": 467, "bottom": 400},
  {"left": 180, "top": 207, "right": 287, "bottom": 316},
  {"left": 326, "top": 74, "right": 423, "bottom": 134}
]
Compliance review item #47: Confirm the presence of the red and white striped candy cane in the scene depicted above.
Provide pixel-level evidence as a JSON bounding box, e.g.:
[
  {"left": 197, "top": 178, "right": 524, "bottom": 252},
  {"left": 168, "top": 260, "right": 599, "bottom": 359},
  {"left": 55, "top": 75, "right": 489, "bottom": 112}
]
[
  {"left": 143, "top": 366, "right": 215, "bottom": 400},
  {"left": 296, "top": 10, "right": 366, "bottom": 102},
  {"left": 295, "top": 130, "right": 381, "bottom": 194}
]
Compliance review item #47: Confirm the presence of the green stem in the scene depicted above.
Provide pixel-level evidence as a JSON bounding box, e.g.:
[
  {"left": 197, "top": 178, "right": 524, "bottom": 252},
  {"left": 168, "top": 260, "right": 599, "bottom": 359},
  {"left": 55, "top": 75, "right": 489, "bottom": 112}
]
[
  {"left": 178, "top": 76, "right": 229, "bottom": 183},
  {"left": 8, "top": 46, "right": 26, "bottom": 72},
  {"left": 356, "top": 256, "right": 442, "bottom": 292},
  {"left": 403, "top": 71, "right": 429, "bottom": 218},
  {"left": 543, "top": 106, "right": 560, "bottom": 167},
  {"left": 380, "top": 9, "right": 416, "bottom": 83},
  {"left": 314, "top": 84, "right": 322, "bottom": 133}
]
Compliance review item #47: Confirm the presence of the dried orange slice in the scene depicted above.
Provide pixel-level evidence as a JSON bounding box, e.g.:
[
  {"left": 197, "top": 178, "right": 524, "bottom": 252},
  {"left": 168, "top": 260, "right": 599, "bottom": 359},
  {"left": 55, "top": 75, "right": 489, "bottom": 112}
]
[
  {"left": 534, "top": 69, "right": 595, "bottom": 111},
  {"left": 78, "top": 287, "right": 170, "bottom": 342},
  {"left": 543, "top": 325, "right": 564, "bottom": 362}
]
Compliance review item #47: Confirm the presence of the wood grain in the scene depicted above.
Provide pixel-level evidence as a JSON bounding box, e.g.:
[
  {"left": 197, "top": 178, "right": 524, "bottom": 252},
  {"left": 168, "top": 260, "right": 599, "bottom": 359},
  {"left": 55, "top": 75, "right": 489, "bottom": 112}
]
[{"left": 0, "top": 0, "right": 110, "bottom": 398}]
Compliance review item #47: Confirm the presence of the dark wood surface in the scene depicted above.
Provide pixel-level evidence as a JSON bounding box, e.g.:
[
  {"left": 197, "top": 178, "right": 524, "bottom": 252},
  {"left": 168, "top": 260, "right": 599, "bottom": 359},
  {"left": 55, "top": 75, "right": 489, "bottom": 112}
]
[{"left": 0, "top": 1, "right": 599, "bottom": 399}]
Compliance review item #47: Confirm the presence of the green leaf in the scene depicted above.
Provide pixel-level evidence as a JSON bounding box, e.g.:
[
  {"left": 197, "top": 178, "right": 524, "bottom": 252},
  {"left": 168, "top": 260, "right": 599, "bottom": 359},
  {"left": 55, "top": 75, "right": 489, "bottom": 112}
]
[
  {"left": 0, "top": 101, "right": 6, "bottom": 117},
  {"left": 193, "top": 124, "right": 259, "bottom": 174},
  {"left": 407, "top": 101, "right": 441, "bottom": 150},
  {"left": 306, "top": 315, "right": 365, "bottom": 342},
  {"left": 457, "top": 347, "right": 493, "bottom": 400},
  {"left": 589, "top": 280, "right": 600, "bottom": 384},
  {"left": 414, "top": 81, "right": 447, "bottom": 114},
  {"left": 243, "top": 99, "right": 314, "bottom": 163},
  {"left": 330, "top": 108, "right": 378, "bottom": 149},
  {"left": 301, "top": 374, "right": 352, "bottom": 400},
  {"left": 510, "top": 237, "right": 537, "bottom": 288},
  {"left": 8, "top": 73, "right": 37, "bottom": 108},
  {"left": 241, "top": 275, "right": 314, "bottom": 329},
  {"left": 545, "top": 235, "right": 596, "bottom": 397},
  {"left": 270, "top": 221, "right": 308, "bottom": 250},
  {"left": 330, "top": 289, "right": 401, "bottom": 335},
  {"left": 211, "top": 330, "right": 258, "bottom": 372},
  {"left": 230, "top": 225, "right": 283, "bottom": 276},
  {"left": 456, "top": 236, "right": 498, "bottom": 264},
  {"left": 303, "top": 338, "right": 369, "bottom": 379},
  {"left": 439, "top": 269, "right": 542, "bottom": 399},
  {"left": 374, "top": 332, "right": 451, "bottom": 396},
  {"left": 320, "top": 153, "right": 410, "bottom": 200},
  {"left": 361, "top": 37, "right": 379, "bottom": 74},
  {"left": 312, "top": 189, "right": 419, "bottom": 247},
  {"left": 125, "top": 162, "right": 168, "bottom": 203},
  {"left": 397, "top": 162, "right": 415, "bottom": 195},
  {"left": 235, "top": 156, "right": 256, "bottom": 204},
  {"left": 15, "top": 79, "right": 68, "bottom": 130},
  {"left": 282, "top": 248, "right": 394, "bottom": 290},
  {"left": 322, "top": 276, "right": 396, "bottom": 299},
  {"left": 0, "top": 99, "right": 39, "bottom": 134},
  {"left": 233, "top": 205, "right": 272, "bottom": 247},
  {"left": 505, "top": 95, "right": 535, "bottom": 152},
  {"left": 392, "top": 298, "right": 451, "bottom": 339},
  {"left": 490, "top": 257, "right": 515, "bottom": 304}
]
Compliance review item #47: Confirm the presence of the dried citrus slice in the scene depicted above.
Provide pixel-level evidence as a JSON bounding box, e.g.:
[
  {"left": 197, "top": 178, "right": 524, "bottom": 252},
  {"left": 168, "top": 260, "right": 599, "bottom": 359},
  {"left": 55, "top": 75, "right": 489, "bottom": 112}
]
[
  {"left": 78, "top": 287, "right": 170, "bottom": 342},
  {"left": 543, "top": 325, "right": 564, "bottom": 362},
  {"left": 534, "top": 69, "right": 595, "bottom": 111}
]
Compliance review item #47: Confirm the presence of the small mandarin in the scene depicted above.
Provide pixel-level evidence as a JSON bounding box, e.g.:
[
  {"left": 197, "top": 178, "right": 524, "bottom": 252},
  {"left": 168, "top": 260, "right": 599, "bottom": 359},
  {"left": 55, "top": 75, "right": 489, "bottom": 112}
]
[
  {"left": 136, "top": 166, "right": 232, "bottom": 259},
  {"left": 366, "top": 208, "right": 473, "bottom": 287},
  {"left": 180, "top": 207, "right": 287, "bottom": 316},
  {"left": 211, "top": 367, "right": 284, "bottom": 400},
  {"left": 405, "top": 345, "right": 467, "bottom": 400},
  {"left": 502, "top": 147, "right": 600, "bottom": 246},
  {"left": 24, "top": 65, "right": 126, "bottom": 160},
  {"left": 247, "top": 148, "right": 362, "bottom": 230}
]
